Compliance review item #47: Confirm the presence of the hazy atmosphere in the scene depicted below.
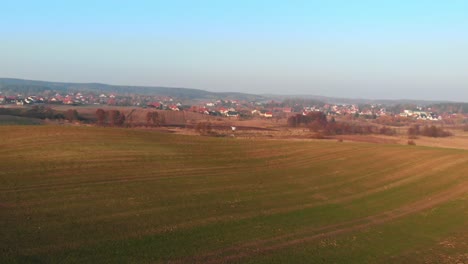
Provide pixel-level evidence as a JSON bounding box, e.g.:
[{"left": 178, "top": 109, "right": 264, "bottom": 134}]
[
  {"left": 1, "top": 0, "right": 468, "bottom": 101},
  {"left": 2, "top": 2, "right": 468, "bottom": 263}
]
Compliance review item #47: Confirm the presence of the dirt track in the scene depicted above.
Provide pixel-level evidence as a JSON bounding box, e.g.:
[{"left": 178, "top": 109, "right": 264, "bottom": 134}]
[{"left": 174, "top": 182, "right": 468, "bottom": 264}]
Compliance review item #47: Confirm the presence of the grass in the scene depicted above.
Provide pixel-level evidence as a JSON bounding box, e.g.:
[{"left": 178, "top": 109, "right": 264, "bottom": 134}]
[
  {"left": 245, "top": 198, "right": 468, "bottom": 264},
  {"left": 0, "top": 126, "right": 467, "bottom": 263},
  {"left": 0, "top": 115, "right": 43, "bottom": 125}
]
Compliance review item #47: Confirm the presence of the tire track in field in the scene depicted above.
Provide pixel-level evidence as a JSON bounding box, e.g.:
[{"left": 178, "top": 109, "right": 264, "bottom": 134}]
[
  {"left": 245, "top": 154, "right": 461, "bottom": 206},
  {"left": 8, "top": 148, "right": 447, "bottom": 215},
  {"left": 271, "top": 145, "right": 378, "bottom": 169},
  {"left": 0, "top": 165, "right": 249, "bottom": 193},
  {"left": 2, "top": 141, "right": 289, "bottom": 193},
  {"left": 24, "top": 179, "right": 468, "bottom": 257},
  {"left": 15, "top": 152, "right": 465, "bottom": 230},
  {"left": 175, "top": 182, "right": 468, "bottom": 264},
  {"left": 0, "top": 140, "right": 439, "bottom": 193},
  {"left": 70, "top": 155, "right": 467, "bottom": 239},
  {"left": 332, "top": 156, "right": 468, "bottom": 203},
  {"left": 0, "top": 144, "right": 363, "bottom": 193},
  {"left": 237, "top": 155, "right": 467, "bottom": 220},
  {"left": 168, "top": 156, "right": 468, "bottom": 262},
  {"left": 0, "top": 162, "right": 258, "bottom": 194},
  {"left": 20, "top": 153, "right": 467, "bottom": 256}
]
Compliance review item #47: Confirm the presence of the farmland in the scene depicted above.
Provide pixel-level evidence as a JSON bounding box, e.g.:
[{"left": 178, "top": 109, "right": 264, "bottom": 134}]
[{"left": 1, "top": 126, "right": 467, "bottom": 263}]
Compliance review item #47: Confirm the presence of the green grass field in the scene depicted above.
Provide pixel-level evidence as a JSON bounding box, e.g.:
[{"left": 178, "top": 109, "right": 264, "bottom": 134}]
[
  {"left": 0, "top": 115, "right": 43, "bottom": 125},
  {"left": 1, "top": 126, "right": 467, "bottom": 263}
]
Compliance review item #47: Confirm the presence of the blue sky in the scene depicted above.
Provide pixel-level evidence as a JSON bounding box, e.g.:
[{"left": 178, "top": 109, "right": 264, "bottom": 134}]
[{"left": 1, "top": 0, "right": 467, "bottom": 101}]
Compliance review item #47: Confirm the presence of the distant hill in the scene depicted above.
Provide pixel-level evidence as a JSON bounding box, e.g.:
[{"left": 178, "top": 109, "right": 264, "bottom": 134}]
[
  {"left": 1, "top": 78, "right": 466, "bottom": 107},
  {"left": 263, "top": 93, "right": 463, "bottom": 106},
  {"left": 0, "top": 78, "right": 265, "bottom": 101}
]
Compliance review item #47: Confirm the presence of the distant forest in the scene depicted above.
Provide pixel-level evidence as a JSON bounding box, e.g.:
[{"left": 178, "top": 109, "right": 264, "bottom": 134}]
[{"left": 0, "top": 78, "right": 264, "bottom": 101}]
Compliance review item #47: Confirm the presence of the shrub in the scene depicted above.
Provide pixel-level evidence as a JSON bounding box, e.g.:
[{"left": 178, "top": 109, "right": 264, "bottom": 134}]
[
  {"left": 407, "top": 140, "right": 416, "bottom": 145},
  {"left": 407, "top": 124, "right": 420, "bottom": 137},
  {"left": 311, "top": 132, "right": 325, "bottom": 139},
  {"left": 195, "top": 122, "right": 212, "bottom": 135},
  {"left": 288, "top": 112, "right": 327, "bottom": 128},
  {"left": 379, "top": 126, "right": 397, "bottom": 136},
  {"left": 65, "top": 109, "right": 79, "bottom": 122},
  {"left": 408, "top": 125, "right": 451, "bottom": 138},
  {"left": 421, "top": 125, "right": 452, "bottom": 137},
  {"left": 323, "top": 122, "right": 377, "bottom": 135}
]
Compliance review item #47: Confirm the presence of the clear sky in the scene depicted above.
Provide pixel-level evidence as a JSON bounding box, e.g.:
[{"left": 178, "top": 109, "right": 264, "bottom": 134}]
[{"left": 1, "top": 0, "right": 467, "bottom": 101}]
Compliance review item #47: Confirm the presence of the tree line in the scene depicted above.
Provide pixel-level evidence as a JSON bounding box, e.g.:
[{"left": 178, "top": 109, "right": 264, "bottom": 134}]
[
  {"left": 287, "top": 112, "right": 396, "bottom": 136},
  {"left": 95, "top": 109, "right": 126, "bottom": 127}
]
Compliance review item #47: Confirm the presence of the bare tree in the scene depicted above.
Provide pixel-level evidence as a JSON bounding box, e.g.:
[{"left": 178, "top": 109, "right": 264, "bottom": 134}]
[
  {"left": 65, "top": 109, "right": 79, "bottom": 122},
  {"left": 96, "top": 109, "right": 106, "bottom": 125},
  {"left": 146, "top": 111, "right": 160, "bottom": 126},
  {"left": 108, "top": 110, "right": 122, "bottom": 127}
]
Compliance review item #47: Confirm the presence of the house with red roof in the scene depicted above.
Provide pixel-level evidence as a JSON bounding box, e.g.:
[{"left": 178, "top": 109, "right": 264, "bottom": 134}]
[
  {"left": 147, "top": 102, "right": 162, "bottom": 108},
  {"left": 168, "top": 105, "right": 180, "bottom": 111}
]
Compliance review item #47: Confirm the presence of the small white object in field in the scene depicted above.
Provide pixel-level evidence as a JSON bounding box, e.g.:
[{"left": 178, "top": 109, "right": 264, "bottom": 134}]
[{"left": 231, "top": 126, "right": 236, "bottom": 131}]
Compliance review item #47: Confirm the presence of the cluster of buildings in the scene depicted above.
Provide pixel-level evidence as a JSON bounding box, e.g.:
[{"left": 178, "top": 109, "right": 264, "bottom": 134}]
[
  {"left": 0, "top": 95, "right": 47, "bottom": 105},
  {"left": 150, "top": 100, "right": 244, "bottom": 117},
  {"left": 0, "top": 92, "right": 174, "bottom": 107},
  {"left": 0, "top": 93, "right": 100, "bottom": 105},
  {"left": 0, "top": 91, "right": 456, "bottom": 122},
  {"left": 301, "top": 104, "right": 388, "bottom": 118},
  {"left": 148, "top": 100, "right": 288, "bottom": 118},
  {"left": 399, "top": 110, "right": 441, "bottom": 120}
]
